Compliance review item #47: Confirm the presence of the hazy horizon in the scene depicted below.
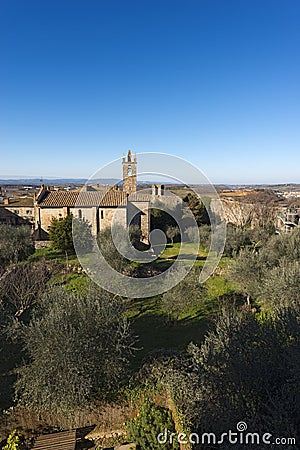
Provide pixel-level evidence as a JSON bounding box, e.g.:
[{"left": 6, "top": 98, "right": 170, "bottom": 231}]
[{"left": 1, "top": 174, "right": 300, "bottom": 187}]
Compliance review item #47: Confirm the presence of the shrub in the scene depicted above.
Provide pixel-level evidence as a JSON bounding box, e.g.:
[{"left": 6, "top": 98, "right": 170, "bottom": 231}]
[
  {"left": 48, "top": 215, "right": 74, "bottom": 253},
  {"left": 15, "top": 286, "right": 134, "bottom": 412},
  {"left": 0, "top": 224, "right": 34, "bottom": 267},
  {"left": 126, "top": 399, "right": 179, "bottom": 449},
  {"left": 3, "top": 430, "right": 26, "bottom": 450}
]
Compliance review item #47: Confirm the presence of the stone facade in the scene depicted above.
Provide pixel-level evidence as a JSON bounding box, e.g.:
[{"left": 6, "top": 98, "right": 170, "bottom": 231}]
[
  {"left": 35, "top": 151, "right": 152, "bottom": 242},
  {"left": 5, "top": 205, "right": 35, "bottom": 224},
  {"left": 1, "top": 152, "right": 167, "bottom": 242}
]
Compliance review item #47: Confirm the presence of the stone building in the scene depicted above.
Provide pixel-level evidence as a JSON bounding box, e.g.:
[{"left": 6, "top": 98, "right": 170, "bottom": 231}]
[
  {"left": 0, "top": 196, "right": 35, "bottom": 226},
  {"left": 0, "top": 206, "right": 29, "bottom": 226},
  {"left": 122, "top": 149, "right": 137, "bottom": 195},
  {"left": 277, "top": 207, "right": 300, "bottom": 233},
  {"left": 35, "top": 151, "right": 151, "bottom": 241}
]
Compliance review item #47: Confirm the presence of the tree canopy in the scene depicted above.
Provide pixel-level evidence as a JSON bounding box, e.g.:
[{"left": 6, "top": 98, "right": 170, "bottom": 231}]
[
  {"left": 15, "top": 286, "right": 135, "bottom": 412},
  {"left": 0, "top": 224, "right": 34, "bottom": 268}
]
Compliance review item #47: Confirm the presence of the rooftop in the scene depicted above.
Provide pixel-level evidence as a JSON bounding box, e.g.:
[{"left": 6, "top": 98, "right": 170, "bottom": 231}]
[
  {"left": 0, "top": 197, "right": 34, "bottom": 207},
  {"left": 38, "top": 189, "right": 128, "bottom": 207}
]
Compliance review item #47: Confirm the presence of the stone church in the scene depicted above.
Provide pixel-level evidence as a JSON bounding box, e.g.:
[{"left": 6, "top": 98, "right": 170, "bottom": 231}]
[{"left": 35, "top": 150, "right": 155, "bottom": 241}]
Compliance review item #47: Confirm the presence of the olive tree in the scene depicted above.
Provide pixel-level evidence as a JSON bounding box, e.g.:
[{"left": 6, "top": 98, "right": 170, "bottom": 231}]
[
  {"left": 0, "top": 224, "right": 34, "bottom": 267},
  {"left": 0, "top": 260, "right": 51, "bottom": 317},
  {"left": 143, "top": 305, "right": 300, "bottom": 448},
  {"left": 15, "top": 286, "right": 135, "bottom": 412},
  {"left": 97, "top": 225, "right": 131, "bottom": 274},
  {"left": 228, "top": 249, "right": 265, "bottom": 306},
  {"left": 260, "top": 259, "right": 300, "bottom": 308},
  {"left": 161, "top": 268, "right": 207, "bottom": 324},
  {"left": 181, "top": 306, "right": 300, "bottom": 446},
  {"left": 165, "top": 225, "right": 180, "bottom": 245}
]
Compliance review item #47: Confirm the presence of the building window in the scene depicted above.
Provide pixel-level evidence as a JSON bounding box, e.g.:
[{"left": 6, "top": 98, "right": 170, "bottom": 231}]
[
  {"left": 14, "top": 210, "right": 19, "bottom": 214},
  {"left": 26, "top": 210, "right": 32, "bottom": 215},
  {"left": 78, "top": 209, "right": 82, "bottom": 219},
  {"left": 101, "top": 210, "right": 104, "bottom": 219}
]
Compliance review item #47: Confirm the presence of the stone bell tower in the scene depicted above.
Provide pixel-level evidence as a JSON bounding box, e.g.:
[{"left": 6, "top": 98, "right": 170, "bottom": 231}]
[{"left": 122, "top": 150, "right": 137, "bottom": 195}]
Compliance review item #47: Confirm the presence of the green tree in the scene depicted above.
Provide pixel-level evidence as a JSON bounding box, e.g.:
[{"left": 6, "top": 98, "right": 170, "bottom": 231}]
[
  {"left": 161, "top": 269, "right": 207, "bottom": 324},
  {"left": 126, "top": 399, "right": 179, "bottom": 450},
  {"left": 72, "top": 217, "right": 93, "bottom": 254},
  {"left": 145, "top": 305, "right": 300, "bottom": 449},
  {"left": 228, "top": 248, "right": 265, "bottom": 305},
  {"left": 48, "top": 215, "right": 74, "bottom": 254},
  {"left": 260, "top": 259, "right": 300, "bottom": 308},
  {"left": 129, "top": 224, "right": 142, "bottom": 248},
  {"left": 0, "top": 260, "right": 51, "bottom": 317},
  {"left": 183, "top": 193, "right": 210, "bottom": 226},
  {"left": 15, "top": 286, "right": 134, "bottom": 412},
  {"left": 165, "top": 225, "right": 180, "bottom": 244},
  {"left": 223, "top": 224, "right": 251, "bottom": 257},
  {"left": 0, "top": 224, "right": 34, "bottom": 267},
  {"left": 260, "top": 227, "right": 300, "bottom": 269},
  {"left": 198, "top": 224, "right": 211, "bottom": 251},
  {"left": 97, "top": 225, "right": 131, "bottom": 274},
  {"left": 150, "top": 200, "right": 181, "bottom": 232},
  {"left": 185, "top": 224, "right": 211, "bottom": 251}
]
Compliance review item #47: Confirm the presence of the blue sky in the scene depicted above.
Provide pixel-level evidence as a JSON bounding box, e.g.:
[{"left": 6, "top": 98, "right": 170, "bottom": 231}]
[{"left": 0, "top": 0, "right": 299, "bottom": 183}]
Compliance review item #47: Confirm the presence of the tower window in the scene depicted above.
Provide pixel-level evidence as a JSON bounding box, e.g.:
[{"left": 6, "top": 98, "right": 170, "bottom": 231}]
[{"left": 127, "top": 165, "right": 132, "bottom": 176}]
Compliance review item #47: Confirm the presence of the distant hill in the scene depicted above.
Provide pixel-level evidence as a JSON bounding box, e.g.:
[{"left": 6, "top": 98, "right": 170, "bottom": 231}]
[
  {"left": 0, "top": 178, "right": 118, "bottom": 186},
  {"left": 1, "top": 178, "right": 299, "bottom": 190},
  {"left": 0, "top": 178, "right": 179, "bottom": 186}
]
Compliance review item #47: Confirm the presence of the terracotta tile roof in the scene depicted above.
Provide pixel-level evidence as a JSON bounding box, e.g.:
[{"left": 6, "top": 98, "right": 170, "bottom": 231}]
[
  {"left": 38, "top": 191, "right": 78, "bottom": 207},
  {"left": 0, "top": 197, "right": 34, "bottom": 207},
  {"left": 38, "top": 189, "right": 128, "bottom": 207},
  {"left": 78, "top": 190, "right": 127, "bottom": 207},
  {"left": 128, "top": 193, "right": 152, "bottom": 202}
]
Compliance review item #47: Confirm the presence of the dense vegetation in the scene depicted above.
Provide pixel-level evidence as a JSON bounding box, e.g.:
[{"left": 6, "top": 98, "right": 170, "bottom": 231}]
[{"left": 0, "top": 218, "right": 300, "bottom": 448}]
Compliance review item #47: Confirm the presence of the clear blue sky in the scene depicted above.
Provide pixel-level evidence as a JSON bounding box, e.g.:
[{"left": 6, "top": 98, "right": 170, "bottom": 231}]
[{"left": 0, "top": 0, "right": 299, "bottom": 184}]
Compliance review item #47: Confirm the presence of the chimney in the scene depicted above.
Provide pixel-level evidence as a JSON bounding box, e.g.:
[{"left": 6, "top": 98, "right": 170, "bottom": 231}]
[
  {"left": 158, "top": 184, "right": 165, "bottom": 196},
  {"left": 36, "top": 184, "right": 48, "bottom": 203},
  {"left": 4, "top": 198, "right": 9, "bottom": 205},
  {"left": 152, "top": 184, "right": 164, "bottom": 196},
  {"left": 152, "top": 185, "right": 158, "bottom": 196}
]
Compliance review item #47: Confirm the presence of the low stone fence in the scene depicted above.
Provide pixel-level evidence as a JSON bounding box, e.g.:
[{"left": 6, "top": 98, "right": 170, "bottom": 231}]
[{"left": 34, "top": 240, "right": 51, "bottom": 249}]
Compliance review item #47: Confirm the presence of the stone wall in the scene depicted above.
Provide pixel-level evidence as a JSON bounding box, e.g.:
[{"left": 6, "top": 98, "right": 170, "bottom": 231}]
[
  {"left": 38, "top": 207, "right": 70, "bottom": 230},
  {"left": 5, "top": 205, "right": 35, "bottom": 225},
  {"left": 35, "top": 240, "right": 51, "bottom": 249},
  {"left": 129, "top": 201, "right": 150, "bottom": 242}
]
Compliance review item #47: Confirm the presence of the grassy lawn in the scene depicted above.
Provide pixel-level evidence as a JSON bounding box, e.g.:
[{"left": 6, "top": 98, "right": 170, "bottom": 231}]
[
  {"left": 126, "top": 241, "right": 236, "bottom": 369},
  {"left": 160, "top": 242, "right": 207, "bottom": 259},
  {"left": 206, "top": 274, "right": 236, "bottom": 300},
  {"left": 28, "top": 247, "right": 79, "bottom": 265},
  {"left": 126, "top": 296, "right": 211, "bottom": 369},
  {"left": 126, "top": 276, "right": 236, "bottom": 370},
  {"left": 25, "top": 242, "right": 236, "bottom": 373}
]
